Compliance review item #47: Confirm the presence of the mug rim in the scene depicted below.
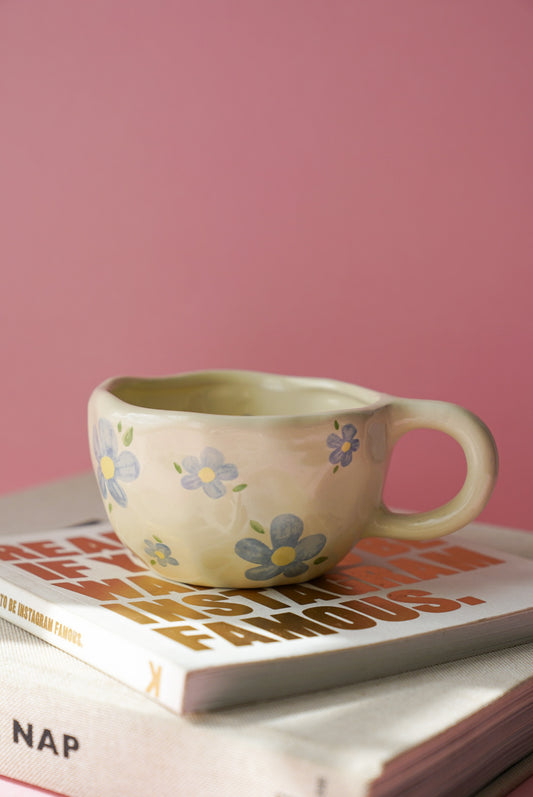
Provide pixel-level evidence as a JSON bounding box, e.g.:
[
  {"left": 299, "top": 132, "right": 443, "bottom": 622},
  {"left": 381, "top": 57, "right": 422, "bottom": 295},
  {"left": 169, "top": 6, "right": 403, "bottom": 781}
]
[{"left": 90, "top": 369, "right": 388, "bottom": 423}]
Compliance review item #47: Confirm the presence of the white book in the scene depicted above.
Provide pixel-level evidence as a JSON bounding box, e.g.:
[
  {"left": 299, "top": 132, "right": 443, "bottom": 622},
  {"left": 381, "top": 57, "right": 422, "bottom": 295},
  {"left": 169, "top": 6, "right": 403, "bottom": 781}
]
[
  {"left": 0, "top": 516, "right": 531, "bottom": 715},
  {"left": 0, "top": 476, "right": 532, "bottom": 796}
]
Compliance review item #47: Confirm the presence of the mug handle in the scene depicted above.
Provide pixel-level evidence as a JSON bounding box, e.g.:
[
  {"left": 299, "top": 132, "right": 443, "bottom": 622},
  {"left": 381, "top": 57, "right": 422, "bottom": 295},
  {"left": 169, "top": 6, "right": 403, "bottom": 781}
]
[{"left": 363, "top": 398, "right": 499, "bottom": 540}]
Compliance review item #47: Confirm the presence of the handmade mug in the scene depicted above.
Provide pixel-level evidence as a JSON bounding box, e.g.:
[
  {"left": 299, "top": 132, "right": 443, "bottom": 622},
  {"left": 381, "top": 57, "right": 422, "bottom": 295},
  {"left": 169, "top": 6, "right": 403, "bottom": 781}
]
[{"left": 88, "top": 370, "right": 498, "bottom": 588}]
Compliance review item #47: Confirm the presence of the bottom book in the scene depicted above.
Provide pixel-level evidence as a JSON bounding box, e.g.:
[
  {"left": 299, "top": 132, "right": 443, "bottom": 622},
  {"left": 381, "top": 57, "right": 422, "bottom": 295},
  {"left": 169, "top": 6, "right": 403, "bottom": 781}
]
[{"left": 0, "top": 590, "right": 532, "bottom": 797}]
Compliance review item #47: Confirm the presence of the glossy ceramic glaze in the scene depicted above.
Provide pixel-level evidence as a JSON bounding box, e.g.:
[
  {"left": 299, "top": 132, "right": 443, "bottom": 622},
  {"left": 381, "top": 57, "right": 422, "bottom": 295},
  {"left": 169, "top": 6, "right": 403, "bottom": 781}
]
[{"left": 88, "top": 371, "right": 498, "bottom": 588}]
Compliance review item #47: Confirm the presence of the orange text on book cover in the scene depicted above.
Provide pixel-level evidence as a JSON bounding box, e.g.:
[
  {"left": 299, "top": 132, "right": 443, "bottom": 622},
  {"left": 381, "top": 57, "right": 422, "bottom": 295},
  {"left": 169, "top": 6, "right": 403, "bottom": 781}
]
[{"left": 0, "top": 530, "right": 503, "bottom": 654}]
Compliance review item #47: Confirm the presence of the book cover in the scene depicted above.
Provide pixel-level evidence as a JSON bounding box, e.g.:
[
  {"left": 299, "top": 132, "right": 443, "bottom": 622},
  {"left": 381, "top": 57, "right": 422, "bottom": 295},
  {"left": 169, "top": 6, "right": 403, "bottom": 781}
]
[{"left": 0, "top": 522, "right": 531, "bottom": 713}]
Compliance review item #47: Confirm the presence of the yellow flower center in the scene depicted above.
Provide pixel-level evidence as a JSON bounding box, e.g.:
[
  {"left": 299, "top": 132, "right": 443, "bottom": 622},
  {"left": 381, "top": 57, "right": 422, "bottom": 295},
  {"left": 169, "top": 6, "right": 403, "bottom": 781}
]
[
  {"left": 100, "top": 456, "right": 115, "bottom": 480},
  {"left": 155, "top": 549, "right": 165, "bottom": 559},
  {"left": 341, "top": 441, "right": 351, "bottom": 453},
  {"left": 271, "top": 546, "right": 296, "bottom": 567},
  {"left": 198, "top": 466, "right": 216, "bottom": 483}
]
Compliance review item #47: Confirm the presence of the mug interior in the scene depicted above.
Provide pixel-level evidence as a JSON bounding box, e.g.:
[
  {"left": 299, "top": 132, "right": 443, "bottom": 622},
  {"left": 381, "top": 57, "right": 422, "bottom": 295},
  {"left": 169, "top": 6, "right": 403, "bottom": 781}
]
[{"left": 106, "top": 372, "right": 381, "bottom": 417}]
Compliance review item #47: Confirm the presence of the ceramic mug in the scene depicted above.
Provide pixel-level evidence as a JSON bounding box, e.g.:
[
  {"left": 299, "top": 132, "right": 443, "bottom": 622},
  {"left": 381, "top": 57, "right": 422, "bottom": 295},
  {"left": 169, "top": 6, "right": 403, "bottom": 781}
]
[{"left": 88, "top": 370, "right": 498, "bottom": 588}]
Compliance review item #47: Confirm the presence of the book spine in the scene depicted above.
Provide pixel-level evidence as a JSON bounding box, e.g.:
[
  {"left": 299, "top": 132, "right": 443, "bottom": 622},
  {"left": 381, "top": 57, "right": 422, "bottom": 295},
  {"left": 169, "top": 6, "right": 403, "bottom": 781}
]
[
  {"left": 0, "top": 577, "right": 186, "bottom": 715},
  {"left": 0, "top": 644, "right": 358, "bottom": 797}
]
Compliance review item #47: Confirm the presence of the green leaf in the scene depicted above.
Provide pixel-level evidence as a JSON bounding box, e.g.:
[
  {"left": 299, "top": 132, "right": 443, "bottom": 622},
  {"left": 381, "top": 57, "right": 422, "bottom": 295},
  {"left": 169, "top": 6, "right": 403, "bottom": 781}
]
[
  {"left": 153, "top": 535, "right": 162, "bottom": 543},
  {"left": 117, "top": 421, "right": 122, "bottom": 433},
  {"left": 250, "top": 520, "right": 265, "bottom": 534},
  {"left": 334, "top": 419, "right": 339, "bottom": 430},
  {"left": 314, "top": 556, "right": 328, "bottom": 565},
  {"left": 173, "top": 462, "right": 182, "bottom": 473},
  {"left": 108, "top": 503, "right": 113, "bottom": 513},
  {"left": 150, "top": 559, "right": 156, "bottom": 566},
  {"left": 333, "top": 465, "right": 339, "bottom": 474},
  {"left": 122, "top": 427, "right": 134, "bottom": 446},
  {"left": 233, "top": 483, "right": 248, "bottom": 492}
]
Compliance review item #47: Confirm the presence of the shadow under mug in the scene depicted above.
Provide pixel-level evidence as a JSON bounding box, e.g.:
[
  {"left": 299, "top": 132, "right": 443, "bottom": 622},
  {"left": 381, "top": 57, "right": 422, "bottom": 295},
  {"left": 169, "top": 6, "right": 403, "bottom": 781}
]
[{"left": 88, "top": 370, "right": 498, "bottom": 588}]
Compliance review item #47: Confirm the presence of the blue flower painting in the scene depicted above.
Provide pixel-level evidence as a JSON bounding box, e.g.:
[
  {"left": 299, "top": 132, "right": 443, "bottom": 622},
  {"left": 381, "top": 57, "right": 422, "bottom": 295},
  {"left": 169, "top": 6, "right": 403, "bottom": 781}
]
[
  {"left": 93, "top": 418, "right": 140, "bottom": 507},
  {"left": 144, "top": 539, "right": 179, "bottom": 567},
  {"left": 181, "top": 447, "right": 238, "bottom": 499},
  {"left": 327, "top": 423, "right": 360, "bottom": 468},
  {"left": 235, "top": 513, "right": 326, "bottom": 581}
]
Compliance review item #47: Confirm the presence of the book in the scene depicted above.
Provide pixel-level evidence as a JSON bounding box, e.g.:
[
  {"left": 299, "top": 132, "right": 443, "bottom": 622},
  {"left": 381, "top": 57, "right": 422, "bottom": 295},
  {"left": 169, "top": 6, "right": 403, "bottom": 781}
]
[
  {"left": 0, "top": 580, "right": 532, "bottom": 797},
  {"left": 0, "top": 476, "right": 531, "bottom": 797},
  {"left": 0, "top": 513, "right": 532, "bottom": 717}
]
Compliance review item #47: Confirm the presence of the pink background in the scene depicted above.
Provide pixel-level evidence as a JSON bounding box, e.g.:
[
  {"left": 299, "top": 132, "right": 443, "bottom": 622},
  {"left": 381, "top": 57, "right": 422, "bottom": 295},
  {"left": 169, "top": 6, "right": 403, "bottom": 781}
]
[{"left": 1, "top": 1, "right": 532, "bottom": 530}]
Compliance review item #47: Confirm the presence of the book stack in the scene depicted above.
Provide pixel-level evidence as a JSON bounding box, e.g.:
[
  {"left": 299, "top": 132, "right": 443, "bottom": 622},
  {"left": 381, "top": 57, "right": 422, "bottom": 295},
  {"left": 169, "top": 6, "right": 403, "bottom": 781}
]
[{"left": 0, "top": 474, "right": 532, "bottom": 797}]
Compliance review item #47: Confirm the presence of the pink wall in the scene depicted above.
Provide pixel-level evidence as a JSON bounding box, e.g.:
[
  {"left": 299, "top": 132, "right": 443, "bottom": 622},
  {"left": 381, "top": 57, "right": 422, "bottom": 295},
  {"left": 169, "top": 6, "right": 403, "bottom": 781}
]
[{"left": 1, "top": 1, "right": 532, "bottom": 530}]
